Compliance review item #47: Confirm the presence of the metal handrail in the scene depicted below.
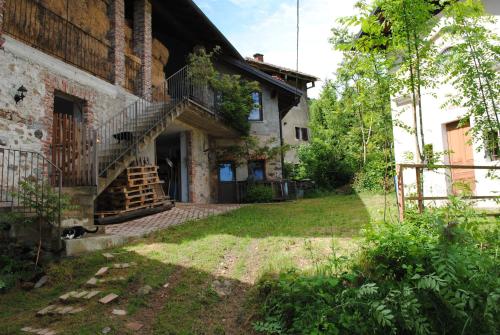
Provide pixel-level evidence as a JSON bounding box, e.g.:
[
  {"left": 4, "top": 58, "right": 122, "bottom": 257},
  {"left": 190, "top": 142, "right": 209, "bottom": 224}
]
[
  {"left": 0, "top": 148, "right": 62, "bottom": 230},
  {"left": 96, "top": 65, "right": 219, "bottom": 178}
]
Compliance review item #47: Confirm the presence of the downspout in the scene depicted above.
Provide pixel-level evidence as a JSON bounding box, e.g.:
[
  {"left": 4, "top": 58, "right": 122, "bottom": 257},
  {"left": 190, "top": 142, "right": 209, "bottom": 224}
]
[{"left": 279, "top": 109, "right": 286, "bottom": 179}]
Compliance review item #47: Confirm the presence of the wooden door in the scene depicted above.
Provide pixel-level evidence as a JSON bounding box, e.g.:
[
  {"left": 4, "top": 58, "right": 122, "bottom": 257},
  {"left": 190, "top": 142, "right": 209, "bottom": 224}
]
[
  {"left": 218, "top": 162, "right": 237, "bottom": 203},
  {"left": 446, "top": 121, "right": 476, "bottom": 194}
]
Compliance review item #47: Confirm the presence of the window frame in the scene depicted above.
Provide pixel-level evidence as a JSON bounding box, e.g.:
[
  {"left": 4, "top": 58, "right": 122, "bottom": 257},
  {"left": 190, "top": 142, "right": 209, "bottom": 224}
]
[
  {"left": 295, "top": 127, "right": 310, "bottom": 141},
  {"left": 248, "top": 91, "right": 263, "bottom": 122},
  {"left": 218, "top": 161, "right": 236, "bottom": 182},
  {"left": 248, "top": 159, "right": 266, "bottom": 181}
]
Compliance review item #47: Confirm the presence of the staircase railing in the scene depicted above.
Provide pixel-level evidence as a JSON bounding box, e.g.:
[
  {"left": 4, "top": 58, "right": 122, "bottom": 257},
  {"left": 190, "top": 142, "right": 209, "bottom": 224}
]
[
  {"left": 96, "top": 65, "right": 218, "bottom": 178},
  {"left": 0, "top": 148, "right": 62, "bottom": 229}
]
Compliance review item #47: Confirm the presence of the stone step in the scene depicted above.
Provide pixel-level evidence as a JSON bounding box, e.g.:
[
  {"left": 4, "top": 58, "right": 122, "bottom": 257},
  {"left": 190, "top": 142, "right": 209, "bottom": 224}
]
[{"left": 64, "top": 235, "right": 130, "bottom": 256}]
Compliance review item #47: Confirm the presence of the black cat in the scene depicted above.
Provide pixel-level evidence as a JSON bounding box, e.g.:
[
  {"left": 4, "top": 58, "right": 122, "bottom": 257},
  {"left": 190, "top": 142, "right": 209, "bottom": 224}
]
[
  {"left": 113, "top": 131, "right": 134, "bottom": 144},
  {"left": 61, "top": 226, "right": 99, "bottom": 240}
]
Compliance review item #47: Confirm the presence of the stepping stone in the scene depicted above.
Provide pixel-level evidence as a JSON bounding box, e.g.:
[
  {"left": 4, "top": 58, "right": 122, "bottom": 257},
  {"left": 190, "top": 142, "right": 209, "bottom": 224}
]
[
  {"left": 34, "top": 276, "right": 49, "bottom": 289},
  {"left": 125, "top": 322, "right": 143, "bottom": 331},
  {"left": 59, "top": 291, "right": 77, "bottom": 301},
  {"left": 102, "top": 253, "right": 114, "bottom": 260},
  {"left": 85, "top": 290, "right": 101, "bottom": 300},
  {"left": 99, "top": 293, "right": 119, "bottom": 304},
  {"left": 73, "top": 291, "right": 89, "bottom": 299},
  {"left": 37, "top": 305, "right": 56, "bottom": 316},
  {"left": 95, "top": 267, "right": 109, "bottom": 277},
  {"left": 112, "top": 309, "right": 127, "bottom": 316},
  {"left": 86, "top": 278, "right": 98, "bottom": 286}
]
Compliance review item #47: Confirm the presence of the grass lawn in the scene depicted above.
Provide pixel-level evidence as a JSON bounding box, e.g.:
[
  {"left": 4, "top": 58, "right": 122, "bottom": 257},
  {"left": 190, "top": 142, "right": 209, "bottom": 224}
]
[{"left": 0, "top": 193, "right": 395, "bottom": 335}]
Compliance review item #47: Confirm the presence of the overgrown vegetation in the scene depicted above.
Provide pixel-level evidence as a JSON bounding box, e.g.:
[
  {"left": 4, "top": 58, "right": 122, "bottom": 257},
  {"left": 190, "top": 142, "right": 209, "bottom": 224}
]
[
  {"left": 297, "top": 0, "right": 498, "bottom": 191},
  {"left": 245, "top": 184, "right": 274, "bottom": 203},
  {"left": 254, "top": 198, "right": 500, "bottom": 334},
  {"left": 0, "top": 180, "right": 72, "bottom": 291},
  {"left": 187, "top": 47, "right": 260, "bottom": 135}
]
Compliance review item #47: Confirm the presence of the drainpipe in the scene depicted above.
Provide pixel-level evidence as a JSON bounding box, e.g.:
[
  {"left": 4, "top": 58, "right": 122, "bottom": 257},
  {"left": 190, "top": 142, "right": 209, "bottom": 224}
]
[{"left": 278, "top": 110, "right": 285, "bottom": 180}]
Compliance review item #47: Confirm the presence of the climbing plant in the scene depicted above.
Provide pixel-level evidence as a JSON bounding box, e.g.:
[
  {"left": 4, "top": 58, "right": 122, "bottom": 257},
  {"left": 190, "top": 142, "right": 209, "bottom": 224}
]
[{"left": 187, "top": 47, "right": 260, "bottom": 135}]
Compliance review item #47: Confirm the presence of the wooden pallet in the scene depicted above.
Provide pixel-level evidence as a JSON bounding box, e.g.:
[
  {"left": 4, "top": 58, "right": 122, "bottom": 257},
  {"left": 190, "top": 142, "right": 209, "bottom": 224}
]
[{"left": 95, "top": 163, "right": 171, "bottom": 220}]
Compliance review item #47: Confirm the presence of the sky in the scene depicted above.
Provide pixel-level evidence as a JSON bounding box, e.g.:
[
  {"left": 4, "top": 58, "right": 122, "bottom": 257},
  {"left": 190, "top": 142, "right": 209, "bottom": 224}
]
[{"left": 193, "top": 0, "right": 359, "bottom": 98}]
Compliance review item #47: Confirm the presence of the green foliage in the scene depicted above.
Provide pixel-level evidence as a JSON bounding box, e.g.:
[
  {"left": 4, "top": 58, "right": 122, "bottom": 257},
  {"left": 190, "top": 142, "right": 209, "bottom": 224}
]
[
  {"left": 353, "top": 157, "right": 394, "bottom": 192},
  {"left": 187, "top": 47, "right": 260, "bottom": 135},
  {"left": 439, "top": 0, "right": 500, "bottom": 154},
  {"left": 217, "top": 136, "right": 289, "bottom": 170},
  {"left": 254, "top": 198, "right": 500, "bottom": 334},
  {"left": 245, "top": 184, "right": 274, "bottom": 203}
]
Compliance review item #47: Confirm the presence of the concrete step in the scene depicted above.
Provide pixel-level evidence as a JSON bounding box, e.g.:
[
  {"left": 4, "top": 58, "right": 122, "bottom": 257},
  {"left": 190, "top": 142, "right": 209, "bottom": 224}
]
[{"left": 64, "top": 234, "right": 130, "bottom": 256}]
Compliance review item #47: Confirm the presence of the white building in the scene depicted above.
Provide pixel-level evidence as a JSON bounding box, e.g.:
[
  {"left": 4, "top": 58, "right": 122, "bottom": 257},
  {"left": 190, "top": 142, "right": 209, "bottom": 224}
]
[{"left": 392, "top": 0, "right": 499, "bottom": 211}]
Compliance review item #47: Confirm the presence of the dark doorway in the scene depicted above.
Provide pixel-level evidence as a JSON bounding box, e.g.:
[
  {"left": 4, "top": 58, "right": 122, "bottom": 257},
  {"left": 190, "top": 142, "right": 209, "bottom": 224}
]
[
  {"left": 218, "top": 161, "right": 237, "bottom": 203},
  {"left": 156, "top": 134, "right": 182, "bottom": 201}
]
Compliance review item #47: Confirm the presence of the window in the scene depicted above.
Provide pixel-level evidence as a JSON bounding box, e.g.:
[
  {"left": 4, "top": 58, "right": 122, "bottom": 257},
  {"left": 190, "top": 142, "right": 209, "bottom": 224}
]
[
  {"left": 301, "top": 128, "right": 309, "bottom": 141},
  {"left": 248, "top": 160, "right": 266, "bottom": 181},
  {"left": 218, "top": 162, "right": 235, "bottom": 182},
  {"left": 295, "top": 127, "right": 309, "bottom": 141},
  {"left": 248, "top": 92, "right": 263, "bottom": 121}
]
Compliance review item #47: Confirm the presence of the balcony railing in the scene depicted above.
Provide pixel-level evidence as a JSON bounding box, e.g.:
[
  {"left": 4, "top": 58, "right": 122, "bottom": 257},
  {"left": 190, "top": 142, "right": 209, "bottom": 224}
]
[
  {"left": 125, "top": 54, "right": 141, "bottom": 96},
  {"left": 4, "top": 0, "right": 113, "bottom": 82}
]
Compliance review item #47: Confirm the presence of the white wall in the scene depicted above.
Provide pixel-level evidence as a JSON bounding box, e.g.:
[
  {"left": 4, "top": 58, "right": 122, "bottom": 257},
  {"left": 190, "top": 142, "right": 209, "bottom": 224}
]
[{"left": 392, "top": 5, "right": 500, "bottom": 208}]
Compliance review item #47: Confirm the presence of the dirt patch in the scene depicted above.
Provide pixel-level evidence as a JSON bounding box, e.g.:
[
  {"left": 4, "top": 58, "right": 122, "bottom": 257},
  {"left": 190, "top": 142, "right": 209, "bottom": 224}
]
[
  {"left": 127, "top": 268, "right": 184, "bottom": 334},
  {"left": 241, "top": 240, "right": 262, "bottom": 285}
]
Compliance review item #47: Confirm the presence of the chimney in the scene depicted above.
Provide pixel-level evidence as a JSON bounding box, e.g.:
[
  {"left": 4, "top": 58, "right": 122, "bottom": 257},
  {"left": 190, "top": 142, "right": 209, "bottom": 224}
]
[{"left": 253, "top": 53, "right": 264, "bottom": 62}]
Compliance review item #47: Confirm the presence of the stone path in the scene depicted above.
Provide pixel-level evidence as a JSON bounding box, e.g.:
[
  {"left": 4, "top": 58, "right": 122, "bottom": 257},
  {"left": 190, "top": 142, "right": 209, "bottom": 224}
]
[{"left": 105, "top": 203, "right": 242, "bottom": 238}]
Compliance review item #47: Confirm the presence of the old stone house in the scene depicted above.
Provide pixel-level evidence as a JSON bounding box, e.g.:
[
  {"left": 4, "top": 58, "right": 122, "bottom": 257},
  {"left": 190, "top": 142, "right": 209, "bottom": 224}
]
[
  {"left": 246, "top": 54, "right": 318, "bottom": 165},
  {"left": 0, "top": 0, "right": 302, "bottom": 229}
]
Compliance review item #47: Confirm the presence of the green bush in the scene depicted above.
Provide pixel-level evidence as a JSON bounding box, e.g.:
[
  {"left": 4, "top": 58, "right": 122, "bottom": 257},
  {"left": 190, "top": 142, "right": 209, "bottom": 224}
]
[
  {"left": 245, "top": 184, "right": 274, "bottom": 203},
  {"left": 353, "top": 158, "right": 394, "bottom": 192},
  {"left": 254, "top": 198, "right": 500, "bottom": 334}
]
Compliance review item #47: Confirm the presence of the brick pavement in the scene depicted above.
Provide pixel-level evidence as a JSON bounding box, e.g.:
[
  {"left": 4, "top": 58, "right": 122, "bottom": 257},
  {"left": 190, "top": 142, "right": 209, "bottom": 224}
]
[{"left": 105, "top": 203, "right": 242, "bottom": 238}]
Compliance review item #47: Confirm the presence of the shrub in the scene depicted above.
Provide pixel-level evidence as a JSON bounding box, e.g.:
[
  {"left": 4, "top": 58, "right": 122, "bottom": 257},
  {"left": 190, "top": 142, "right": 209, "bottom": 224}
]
[
  {"left": 353, "top": 157, "right": 394, "bottom": 192},
  {"left": 245, "top": 184, "right": 274, "bottom": 203},
  {"left": 254, "top": 198, "right": 500, "bottom": 334}
]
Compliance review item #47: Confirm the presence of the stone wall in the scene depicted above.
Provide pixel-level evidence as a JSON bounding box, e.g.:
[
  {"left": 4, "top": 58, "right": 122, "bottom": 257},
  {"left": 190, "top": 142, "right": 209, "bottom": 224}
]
[
  {"left": 0, "top": 36, "right": 136, "bottom": 153},
  {"left": 282, "top": 82, "right": 309, "bottom": 164},
  {"left": 187, "top": 128, "right": 211, "bottom": 203}
]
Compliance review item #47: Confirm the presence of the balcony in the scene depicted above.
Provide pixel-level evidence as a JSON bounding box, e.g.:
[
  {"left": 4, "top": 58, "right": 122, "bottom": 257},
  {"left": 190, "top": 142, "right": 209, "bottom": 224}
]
[{"left": 3, "top": 0, "right": 113, "bottom": 82}]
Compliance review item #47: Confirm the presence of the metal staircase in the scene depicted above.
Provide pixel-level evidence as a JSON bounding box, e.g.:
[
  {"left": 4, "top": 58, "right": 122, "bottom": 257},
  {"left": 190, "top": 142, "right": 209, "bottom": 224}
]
[{"left": 94, "top": 66, "right": 221, "bottom": 196}]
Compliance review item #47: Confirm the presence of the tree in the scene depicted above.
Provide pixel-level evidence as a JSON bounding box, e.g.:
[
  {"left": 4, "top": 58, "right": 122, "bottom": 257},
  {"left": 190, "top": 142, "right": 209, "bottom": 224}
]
[{"left": 439, "top": 0, "right": 500, "bottom": 157}]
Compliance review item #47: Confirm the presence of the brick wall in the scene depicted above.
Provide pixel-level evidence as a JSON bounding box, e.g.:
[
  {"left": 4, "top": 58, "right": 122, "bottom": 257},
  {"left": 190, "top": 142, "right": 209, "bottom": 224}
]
[
  {"left": 110, "top": 0, "right": 125, "bottom": 87},
  {"left": 0, "top": 0, "right": 5, "bottom": 44},
  {"left": 133, "top": 0, "right": 152, "bottom": 100}
]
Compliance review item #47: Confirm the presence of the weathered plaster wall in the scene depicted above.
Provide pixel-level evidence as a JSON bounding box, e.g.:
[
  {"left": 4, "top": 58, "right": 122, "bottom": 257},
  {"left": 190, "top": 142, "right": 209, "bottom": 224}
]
[
  {"left": 212, "top": 85, "right": 283, "bottom": 183},
  {"left": 392, "top": 9, "right": 500, "bottom": 208},
  {"left": 0, "top": 36, "right": 137, "bottom": 154},
  {"left": 248, "top": 85, "right": 283, "bottom": 180},
  {"left": 187, "top": 128, "right": 211, "bottom": 203},
  {"left": 282, "top": 88, "right": 309, "bottom": 164}
]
